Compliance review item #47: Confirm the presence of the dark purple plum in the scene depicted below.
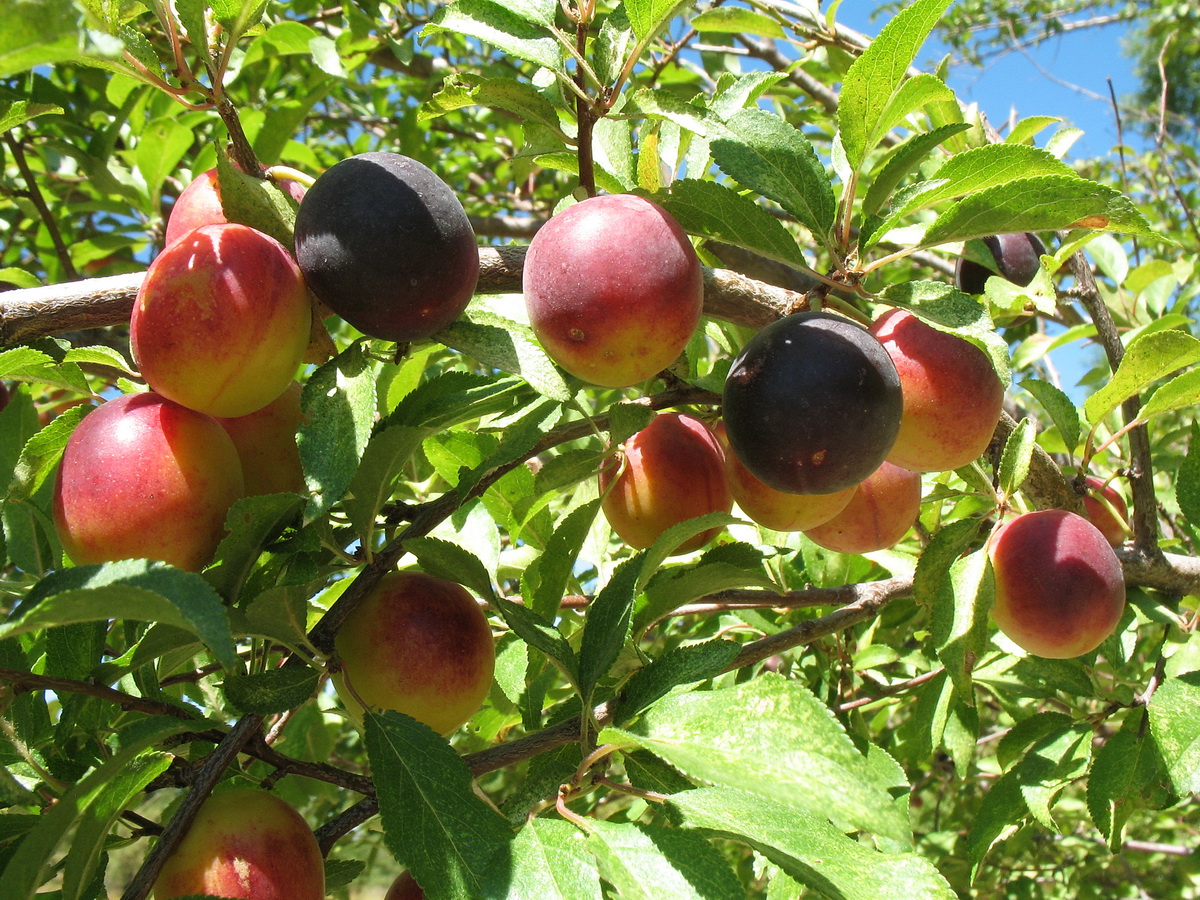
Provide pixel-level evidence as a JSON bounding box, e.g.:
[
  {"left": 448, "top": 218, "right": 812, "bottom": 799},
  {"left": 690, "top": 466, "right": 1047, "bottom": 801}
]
[
  {"left": 722, "top": 312, "right": 903, "bottom": 495},
  {"left": 294, "top": 152, "right": 478, "bottom": 343},
  {"left": 955, "top": 232, "right": 1048, "bottom": 294}
]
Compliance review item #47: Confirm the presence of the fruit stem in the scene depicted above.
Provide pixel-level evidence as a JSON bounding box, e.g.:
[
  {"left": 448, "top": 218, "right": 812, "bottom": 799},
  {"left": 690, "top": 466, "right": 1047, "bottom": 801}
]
[{"left": 265, "top": 165, "right": 317, "bottom": 189}]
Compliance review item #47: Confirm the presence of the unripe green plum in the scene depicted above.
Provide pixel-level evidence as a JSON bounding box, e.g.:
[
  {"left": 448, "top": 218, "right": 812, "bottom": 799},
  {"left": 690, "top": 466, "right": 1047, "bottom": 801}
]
[
  {"left": 955, "top": 232, "right": 1047, "bottom": 294},
  {"left": 385, "top": 871, "right": 425, "bottom": 900},
  {"left": 53, "top": 392, "right": 245, "bottom": 571},
  {"left": 1082, "top": 475, "right": 1129, "bottom": 547},
  {"left": 523, "top": 194, "right": 703, "bottom": 388},
  {"left": 164, "top": 167, "right": 307, "bottom": 248},
  {"left": 132, "top": 223, "right": 310, "bottom": 417},
  {"left": 216, "top": 381, "right": 306, "bottom": 497},
  {"left": 294, "top": 152, "right": 478, "bottom": 342},
  {"left": 723, "top": 312, "right": 902, "bottom": 495},
  {"left": 600, "top": 413, "right": 731, "bottom": 554},
  {"left": 988, "top": 509, "right": 1126, "bottom": 659},
  {"left": 803, "top": 462, "right": 921, "bottom": 554},
  {"left": 869, "top": 308, "right": 1005, "bottom": 472},
  {"left": 334, "top": 571, "right": 495, "bottom": 735},
  {"left": 153, "top": 789, "right": 324, "bottom": 900}
]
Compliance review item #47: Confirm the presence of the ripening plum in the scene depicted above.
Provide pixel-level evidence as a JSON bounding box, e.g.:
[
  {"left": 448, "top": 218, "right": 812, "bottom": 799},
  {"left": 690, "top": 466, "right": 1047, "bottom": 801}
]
[
  {"left": 334, "top": 571, "right": 495, "bottom": 735},
  {"left": 153, "top": 789, "right": 324, "bottom": 900},
  {"left": 523, "top": 194, "right": 703, "bottom": 388},
  {"left": 600, "top": 413, "right": 731, "bottom": 554},
  {"left": 1082, "top": 475, "right": 1130, "bottom": 547},
  {"left": 722, "top": 312, "right": 903, "bottom": 495},
  {"left": 216, "top": 381, "right": 306, "bottom": 497},
  {"left": 869, "top": 308, "right": 1005, "bottom": 472},
  {"left": 988, "top": 509, "right": 1126, "bottom": 659},
  {"left": 164, "top": 166, "right": 306, "bottom": 249},
  {"left": 53, "top": 392, "right": 245, "bottom": 572},
  {"left": 294, "top": 152, "right": 478, "bottom": 342},
  {"left": 803, "top": 461, "right": 921, "bottom": 554},
  {"left": 385, "top": 872, "right": 425, "bottom": 900},
  {"left": 132, "top": 223, "right": 311, "bottom": 417},
  {"left": 955, "top": 232, "right": 1048, "bottom": 294}
]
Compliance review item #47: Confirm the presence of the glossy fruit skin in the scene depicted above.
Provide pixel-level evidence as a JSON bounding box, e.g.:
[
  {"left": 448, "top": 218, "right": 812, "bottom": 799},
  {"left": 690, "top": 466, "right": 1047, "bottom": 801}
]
[
  {"left": 1082, "top": 475, "right": 1129, "bottom": 547},
  {"left": 385, "top": 871, "right": 425, "bottom": 900},
  {"left": 164, "top": 167, "right": 306, "bottom": 249},
  {"left": 955, "top": 232, "right": 1048, "bottom": 293},
  {"left": 988, "top": 509, "right": 1126, "bottom": 659},
  {"left": 722, "top": 312, "right": 903, "bottom": 495},
  {"left": 869, "top": 308, "right": 1005, "bottom": 472},
  {"left": 216, "top": 381, "right": 306, "bottom": 497},
  {"left": 53, "top": 393, "right": 245, "bottom": 572},
  {"left": 132, "top": 223, "right": 310, "bottom": 418},
  {"left": 523, "top": 194, "right": 703, "bottom": 388},
  {"left": 600, "top": 413, "right": 732, "bottom": 554},
  {"left": 803, "top": 461, "right": 921, "bottom": 554},
  {"left": 153, "top": 789, "right": 324, "bottom": 900},
  {"left": 334, "top": 571, "right": 495, "bottom": 735},
  {"left": 294, "top": 152, "right": 478, "bottom": 342}
]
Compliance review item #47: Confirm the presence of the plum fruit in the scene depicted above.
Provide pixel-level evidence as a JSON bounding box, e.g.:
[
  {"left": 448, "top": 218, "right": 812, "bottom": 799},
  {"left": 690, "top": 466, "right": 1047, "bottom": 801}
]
[
  {"left": 0, "top": 381, "right": 9, "bottom": 414},
  {"left": 385, "top": 872, "right": 425, "bottom": 900},
  {"left": 600, "top": 412, "right": 731, "bottom": 554},
  {"left": 722, "top": 312, "right": 903, "bottom": 495},
  {"left": 294, "top": 152, "right": 478, "bottom": 343},
  {"left": 131, "top": 223, "right": 310, "bottom": 418},
  {"left": 988, "top": 509, "right": 1126, "bottom": 659},
  {"left": 803, "top": 461, "right": 921, "bottom": 554},
  {"left": 53, "top": 392, "right": 244, "bottom": 572},
  {"left": 523, "top": 194, "right": 704, "bottom": 388},
  {"left": 153, "top": 788, "right": 324, "bottom": 900},
  {"left": 216, "top": 381, "right": 306, "bottom": 497},
  {"left": 869, "top": 308, "right": 1005, "bottom": 472},
  {"left": 334, "top": 571, "right": 495, "bottom": 735},
  {"left": 164, "top": 166, "right": 306, "bottom": 249},
  {"left": 955, "top": 232, "right": 1048, "bottom": 294},
  {"left": 1082, "top": 475, "right": 1129, "bottom": 547}
]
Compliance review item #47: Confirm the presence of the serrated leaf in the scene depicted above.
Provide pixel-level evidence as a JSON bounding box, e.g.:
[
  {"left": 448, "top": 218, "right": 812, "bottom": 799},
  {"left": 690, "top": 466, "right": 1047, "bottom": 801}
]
[
  {"left": 0, "top": 266, "right": 41, "bottom": 289},
  {"left": 223, "top": 667, "right": 320, "bottom": 714},
  {"left": 215, "top": 150, "right": 299, "bottom": 246},
  {"left": 998, "top": 417, "right": 1036, "bottom": 499},
  {"left": 1148, "top": 672, "right": 1200, "bottom": 796},
  {"left": 691, "top": 7, "right": 785, "bottom": 38},
  {"left": 365, "top": 711, "right": 513, "bottom": 899},
  {"left": 670, "top": 788, "right": 955, "bottom": 900},
  {"left": 525, "top": 499, "right": 603, "bottom": 620},
  {"left": 241, "top": 583, "right": 313, "bottom": 651},
  {"left": 1, "top": 559, "right": 237, "bottom": 669},
  {"left": 920, "top": 175, "right": 1156, "bottom": 249},
  {"left": 458, "top": 399, "right": 562, "bottom": 499},
  {"left": 425, "top": 0, "right": 565, "bottom": 73},
  {"left": 579, "top": 555, "right": 647, "bottom": 703},
  {"left": 863, "top": 124, "right": 970, "bottom": 217},
  {"left": 404, "top": 536, "right": 495, "bottom": 603},
  {"left": 711, "top": 108, "right": 836, "bottom": 240},
  {"left": 487, "top": 818, "right": 601, "bottom": 900},
  {"left": 651, "top": 179, "right": 809, "bottom": 269},
  {"left": 421, "top": 74, "right": 564, "bottom": 132},
  {"left": 587, "top": 820, "right": 742, "bottom": 900},
  {"left": 625, "top": 0, "right": 691, "bottom": 42},
  {"left": 913, "top": 517, "right": 982, "bottom": 608},
  {"left": 62, "top": 345, "right": 135, "bottom": 375},
  {"left": 932, "top": 548, "right": 993, "bottom": 701},
  {"left": 615, "top": 639, "right": 739, "bottom": 724},
  {"left": 6, "top": 404, "right": 88, "bottom": 502},
  {"left": 837, "top": 0, "right": 955, "bottom": 171},
  {"left": 627, "top": 89, "right": 714, "bottom": 137},
  {"left": 1088, "top": 719, "right": 1165, "bottom": 850},
  {"left": 1137, "top": 367, "right": 1200, "bottom": 423},
  {"left": 869, "top": 74, "right": 955, "bottom": 153},
  {"left": 323, "top": 858, "right": 367, "bottom": 892},
  {"left": 610, "top": 673, "right": 911, "bottom": 841},
  {"left": 205, "top": 494, "right": 305, "bottom": 601},
  {"left": 1084, "top": 330, "right": 1200, "bottom": 425},
  {"left": 299, "top": 344, "right": 377, "bottom": 518},
  {"left": 1020, "top": 379, "right": 1081, "bottom": 456},
  {"left": 1177, "top": 423, "right": 1200, "bottom": 528},
  {"left": 0, "top": 100, "right": 63, "bottom": 135},
  {"left": 1007, "top": 116, "right": 1062, "bottom": 145},
  {"left": 387, "top": 372, "right": 529, "bottom": 432},
  {"left": 633, "top": 558, "right": 778, "bottom": 637},
  {"left": 607, "top": 403, "right": 656, "bottom": 446},
  {"left": 136, "top": 118, "right": 193, "bottom": 206},
  {"left": 344, "top": 425, "right": 428, "bottom": 543}
]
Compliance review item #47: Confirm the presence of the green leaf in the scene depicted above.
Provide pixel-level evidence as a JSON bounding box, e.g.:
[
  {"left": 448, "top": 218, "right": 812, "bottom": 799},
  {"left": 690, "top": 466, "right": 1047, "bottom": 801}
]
[
  {"left": 710, "top": 108, "right": 836, "bottom": 240},
  {"left": 919, "top": 175, "right": 1156, "bottom": 249},
  {"left": 1088, "top": 718, "right": 1166, "bottom": 851},
  {"left": 6, "top": 404, "right": 88, "bottom": 503},
  {"left": 421, "top": 74, "right": 565, "bottom": 133},
  {"left": 365, "top": 711, "right": 513, "bottom": 899},
  {"left": 615, "top": 639, "right": 739, "bottom": 724},
  {"left": 387, "top": 372, "right": 529, "bottom": 432},
  {"left": 627, "top": 89, "right": 714, "bottom": 138},
  {"left": 869, "top": 74, "right": 955, "bottom": 153},
  {"left": 241, "top": 584, "right": 313, "bottom": 652},
  {"left": 669, "top": 788, "right": 955, "bottom": 900},
  {"left": 205, "top": 494, "right": 305, "bottom": 602},
  {"left": 1177, "top": 423, "right": 1200, "bottom": 528},
  {"left": 691, "top": 7, "right": 785, "bottom": 38},
  {"left": 344, "top": 425, "right": 428, "bottom": 544},
  {"left": 1, "top": 560, "right": 237, "bottom": 669},
  {"left": 625, "top": 0, "right": 692, "bottom": 43},
  {"left": 223, "top": 667, "right": 320, "bottom": 715},
  {"left": 998, "top": 417, "right": 1036, "bottom": 499},
  {"left": 299, "top": 344, "right": 377, "bottom": 518},
  {"left": 609, "top": 673, "right": 911, "bottom": 841},
  {"left": 524, "top": 499, "right": 603, "bottom": 620},
  {"left": 837, "top": 0, "right": 956, "bottom": 172},
  {"left": 404, "top": 537, "right": 495, "bottom": 603},
  {"left": 1148, "top": 671, "right": 1200, "bottom": 796},
  {"left": 862, "top": 124, "right": 970, "bottom": 217},
  {"left": 324, "top": 858, "right": 367, "bottom": 892},
  {"left": 579, "top": 555, "right": 647, "bottom": 703},
  {"left": 633, "top": 553, "right": 778, "bottom": 637},
  {"left": 0, "top": 101, "right": 64, "bottom": 135},
  {"left": 0, "top": 0, "right": 84, "bottom": 79},
  {"left": 488, "top": 818, "right": 602, "bottom": 900},
  {"left": 209, "top": 0, "right": 269, "bottom": 43},
  {"left": 587, "top": 820, "right": 743, "bottom": 900},
  {"left": 1083, "top": 330, "right": 1200, "bottom": 425},
  {"left": 1020, "top": 379, "right": 1081, "bottom": 456},
  {"left": 425, "top": 0, "right": 565, "bottom": 73},
  {"left": 651, "top": 179, "right": 809, "bottom": 269},
  {"left": 215, "top": 151, "right": 300, "bottom": 246},
  {"left": 1138, "top": 367, "right": 1200, "bottom": 423},
  {"left": 136, "top": 117, "right": 193, "bottom": 207},
  {"left": 932, "top": 548, "right": 993, "bottom": 701},
  {"left": 913, "top": 517, "right": 983, "bottom": 609},
  {"left": 62, "top": 345, "right": 135, "bottom": 375}
]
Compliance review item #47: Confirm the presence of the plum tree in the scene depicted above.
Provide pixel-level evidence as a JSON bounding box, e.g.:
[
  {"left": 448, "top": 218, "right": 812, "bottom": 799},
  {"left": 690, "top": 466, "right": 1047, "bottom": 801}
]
[
  {"left": 869, "top": 308, "right": 1006, "bottom": 472},
  {"left": 334, "top": 571, "right": 495, "bottom": 735},
  {"left": 988, "top": 509, "right": 1126, "bottom": 659},
  {"left": 722, "top": 312, "right": 903, "bottom": 494},
  {"left": 600, "top": 412, "right": 731, "bottom": 554},
  {"left": 152, "top": 788, "right": 324, "bottom": 900},
  {"left": 384, "top": 871, "right": 424, "bottom": 900},
  {"left": 131, "top": 223, "right": 311, "bottom": 417},
  {"left": 523, "top": 193, "right": 703, "bottom": 388},
  {"left": 803, "top": 461, "right": 922, "bottom": 554},
  {"left": 294, "top": 152, "right": 478, "bottom": 343},
  {"left": 163, "top": 166, "right": 306, "bottom": 248},
  {"left": 1082, "top": 474, "right": 1130, "bottom": 547},
  {"left": 216, "top": 381, "right": 306, "bottom": 497},
  {"left": 53, "top": 392, "right": 245, "bottom": 571},
  {"left": 955, "top": 232, "right": 1048, "bottom": 294}
]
